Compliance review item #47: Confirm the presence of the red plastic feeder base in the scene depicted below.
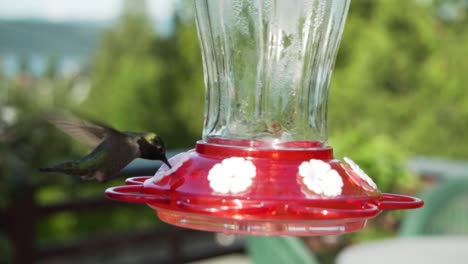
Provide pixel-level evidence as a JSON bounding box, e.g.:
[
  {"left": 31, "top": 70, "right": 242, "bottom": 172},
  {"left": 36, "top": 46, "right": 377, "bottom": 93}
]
[{"left": 105, "top": 141, "right": 423, "bottom": 236}]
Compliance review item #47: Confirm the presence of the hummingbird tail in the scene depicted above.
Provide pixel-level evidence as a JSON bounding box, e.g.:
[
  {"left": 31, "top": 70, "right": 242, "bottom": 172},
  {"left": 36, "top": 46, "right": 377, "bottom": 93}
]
[{"left": 39, "top": 161, "right": 88, "bottom": 176}]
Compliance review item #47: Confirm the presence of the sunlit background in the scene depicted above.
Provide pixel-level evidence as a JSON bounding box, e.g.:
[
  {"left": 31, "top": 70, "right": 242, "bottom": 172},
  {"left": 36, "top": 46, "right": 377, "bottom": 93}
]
[{"left": 1, "top": 0, "right": 468, "bottom": 263}]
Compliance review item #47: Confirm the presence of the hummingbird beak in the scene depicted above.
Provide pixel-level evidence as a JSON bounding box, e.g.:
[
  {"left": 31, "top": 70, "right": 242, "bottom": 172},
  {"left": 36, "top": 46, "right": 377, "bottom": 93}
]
[{"left": 162, "top": 155, "right": 172, "bottom": 169}]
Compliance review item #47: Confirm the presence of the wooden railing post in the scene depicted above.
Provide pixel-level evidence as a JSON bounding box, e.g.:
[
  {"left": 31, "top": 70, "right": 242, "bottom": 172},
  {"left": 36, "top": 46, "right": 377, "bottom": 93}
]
[
  {"left": 6, "top": 185, "right": 36, "bottom": 264},
  {"left": 169, "top": 230, "right": 182, "bottom": 264}
]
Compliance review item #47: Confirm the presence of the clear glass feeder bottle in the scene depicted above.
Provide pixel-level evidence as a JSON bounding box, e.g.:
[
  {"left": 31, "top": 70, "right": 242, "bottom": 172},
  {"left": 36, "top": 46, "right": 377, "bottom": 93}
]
[
  {"left": 106, "top": 0, "right": 423, "bottom": 236},
  {"left": 197, "top": 0, "right": 346, "bottom": 149}
]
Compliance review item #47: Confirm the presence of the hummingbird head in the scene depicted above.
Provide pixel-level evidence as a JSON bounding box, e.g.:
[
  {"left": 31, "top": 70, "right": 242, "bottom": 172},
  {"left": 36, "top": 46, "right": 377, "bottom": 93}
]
[{"left": 138, "top": 133, "right": 171, "bottom": 168}]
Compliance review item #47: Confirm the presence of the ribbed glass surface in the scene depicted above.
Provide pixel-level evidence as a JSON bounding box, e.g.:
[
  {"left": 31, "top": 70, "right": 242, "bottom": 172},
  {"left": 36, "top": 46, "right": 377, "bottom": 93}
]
[{"left": 195, "top": 0, "right": 350, "bottom": 148}]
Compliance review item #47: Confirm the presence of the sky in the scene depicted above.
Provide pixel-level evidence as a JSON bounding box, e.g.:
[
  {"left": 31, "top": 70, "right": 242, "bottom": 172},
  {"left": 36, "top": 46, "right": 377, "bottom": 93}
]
[{"left": 0, "top": 0, "right": 176, "bottom": 22}]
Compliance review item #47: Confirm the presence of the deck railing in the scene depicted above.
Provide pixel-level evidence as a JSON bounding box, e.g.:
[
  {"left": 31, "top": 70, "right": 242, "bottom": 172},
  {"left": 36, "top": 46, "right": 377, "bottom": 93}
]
[{"left": 3, "top": 155, "right": 244, "bottom": 264}]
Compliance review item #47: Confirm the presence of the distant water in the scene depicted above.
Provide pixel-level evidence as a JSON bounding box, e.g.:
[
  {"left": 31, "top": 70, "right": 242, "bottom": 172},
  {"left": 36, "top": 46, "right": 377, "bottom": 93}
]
[
  {"left": 0, "top": 18, "right": 173, "bottom": 77},
  {"left": 0, "top": 19, "right": 102, "bottom": 77},
  {"left": 1, "top": 53, "right": 86, "bottom": 77}
]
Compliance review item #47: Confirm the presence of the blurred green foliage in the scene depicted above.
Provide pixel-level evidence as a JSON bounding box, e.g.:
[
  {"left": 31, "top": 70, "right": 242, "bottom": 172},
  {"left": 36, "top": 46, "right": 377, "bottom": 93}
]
[
  {"left": 83, "top": 9, "right": 204, "bottom": 148},
  {"left": 330, "top": 0, "right": 468, "bottom": 159},
  {"left": 1, "top": 0, "right": 468, "bottom": 260}
]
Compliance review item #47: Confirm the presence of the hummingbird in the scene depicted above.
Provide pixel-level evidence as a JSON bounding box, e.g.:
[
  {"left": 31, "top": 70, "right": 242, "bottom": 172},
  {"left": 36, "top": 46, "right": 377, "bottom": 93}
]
[{"left": 40, "top": 112, "right": 171, "bottom": 182}]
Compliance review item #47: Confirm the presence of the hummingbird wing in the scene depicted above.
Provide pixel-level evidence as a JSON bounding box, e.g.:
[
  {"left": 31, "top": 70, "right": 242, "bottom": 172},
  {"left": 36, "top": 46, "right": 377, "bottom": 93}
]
[{"left": 46, "top": 112, "right": 122, "bottom": 148}]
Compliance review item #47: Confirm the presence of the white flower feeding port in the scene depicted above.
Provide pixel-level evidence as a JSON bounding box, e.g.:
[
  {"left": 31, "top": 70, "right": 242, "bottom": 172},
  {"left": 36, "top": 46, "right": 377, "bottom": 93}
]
[
  {"left": 152, "top": 152, "right": 191, "bottom": 182},
  {"left": 299, "top": 159, "right": 343, "bottom": 197},
  {"left": 344, "top": 157, "right": 379, "bottom": 191},
  {"left": 106, "top": 0, "right": 423, "bottom": 236},
  {"left": 208, "top": 157, "right": 256, "bottom": 194}
]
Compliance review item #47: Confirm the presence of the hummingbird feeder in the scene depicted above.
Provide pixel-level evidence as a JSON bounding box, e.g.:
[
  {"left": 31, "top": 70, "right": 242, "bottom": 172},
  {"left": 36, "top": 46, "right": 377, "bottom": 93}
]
[{"left": 106, "top": 0, "right": 423, "bottom": 236}]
